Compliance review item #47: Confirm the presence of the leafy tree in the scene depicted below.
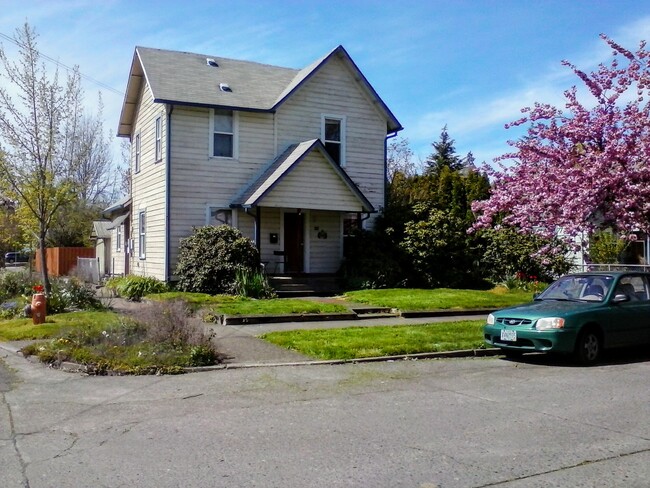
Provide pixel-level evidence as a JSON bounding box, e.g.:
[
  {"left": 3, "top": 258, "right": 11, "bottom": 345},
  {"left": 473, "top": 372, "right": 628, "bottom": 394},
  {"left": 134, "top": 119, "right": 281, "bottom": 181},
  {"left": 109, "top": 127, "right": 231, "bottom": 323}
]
[
  {"left": 0, "top": 190, "right": 24, "bottom": 260},
  {"left": 473, "top": 35, "right": 650, "bottom": 243},
  {"left": 0, "top": 24, "right": 112, "bottom": 292},
  {"left": 588, "top": 229, "right": 629, "bottom": 264},
  {"left": 386, "top": 137, "right": 416, "bottom": 183},
  {"left": 175, "top": 225, "right": 262, "bottom": 295},
  {"left": 480, "top": 226, "right": 572, "bottom": 283}
]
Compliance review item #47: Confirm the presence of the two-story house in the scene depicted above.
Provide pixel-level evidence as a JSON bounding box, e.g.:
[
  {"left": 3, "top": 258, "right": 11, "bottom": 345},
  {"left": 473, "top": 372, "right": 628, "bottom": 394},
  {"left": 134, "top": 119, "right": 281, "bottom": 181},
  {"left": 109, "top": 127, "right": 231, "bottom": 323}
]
[{"left": 109, "top": 44, "right": 402, "bottom": 281}]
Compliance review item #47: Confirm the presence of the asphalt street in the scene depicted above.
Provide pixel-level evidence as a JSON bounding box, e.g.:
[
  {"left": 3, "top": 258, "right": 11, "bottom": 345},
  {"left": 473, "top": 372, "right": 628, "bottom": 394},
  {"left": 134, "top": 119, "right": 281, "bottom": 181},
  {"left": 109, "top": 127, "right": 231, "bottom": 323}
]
[{"left": 1, "top": 346, "right": 650, "bottom": 488}]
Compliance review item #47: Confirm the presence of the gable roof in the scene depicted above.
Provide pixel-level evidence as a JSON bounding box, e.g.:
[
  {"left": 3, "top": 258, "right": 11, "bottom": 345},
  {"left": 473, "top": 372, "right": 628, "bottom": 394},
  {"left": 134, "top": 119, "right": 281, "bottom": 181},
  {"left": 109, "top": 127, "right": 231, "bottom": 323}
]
[
  {"left": 231, "top": 139, "right": 374, "bottom": 213},
  {"left": 118, "top": 45, "right": 402, "bottom": 137}
]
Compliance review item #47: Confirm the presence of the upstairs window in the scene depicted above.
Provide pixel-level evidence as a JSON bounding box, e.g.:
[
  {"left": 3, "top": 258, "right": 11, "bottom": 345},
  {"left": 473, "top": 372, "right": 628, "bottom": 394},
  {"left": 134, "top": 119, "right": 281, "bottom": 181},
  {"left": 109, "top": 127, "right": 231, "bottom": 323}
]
[
  {"left": 134, "top": 133, "right": 141, "bottom": 173},
  {"left": 321, "top": 115, "right": 346, "bottom": 166},
  {"left": 210, "top": 109, "right": 238, "bottom": 158},
  {"left": 154, "top": 116, "right": 162, "bottom": 162}
]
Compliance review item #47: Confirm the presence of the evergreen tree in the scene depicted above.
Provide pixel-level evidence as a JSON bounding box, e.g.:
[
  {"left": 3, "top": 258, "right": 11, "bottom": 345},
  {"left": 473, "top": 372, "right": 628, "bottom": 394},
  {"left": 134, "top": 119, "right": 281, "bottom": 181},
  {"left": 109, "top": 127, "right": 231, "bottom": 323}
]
[{"left": 425, "top": 126, "right": 464, "bottom": 175}]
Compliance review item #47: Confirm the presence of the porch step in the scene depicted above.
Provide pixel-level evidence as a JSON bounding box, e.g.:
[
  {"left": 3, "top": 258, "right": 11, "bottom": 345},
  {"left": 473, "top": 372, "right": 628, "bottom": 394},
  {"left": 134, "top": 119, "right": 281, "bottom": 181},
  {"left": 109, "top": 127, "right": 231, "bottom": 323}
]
[{"left": 269, "top": 275, "right": 343, "bottom": 298}]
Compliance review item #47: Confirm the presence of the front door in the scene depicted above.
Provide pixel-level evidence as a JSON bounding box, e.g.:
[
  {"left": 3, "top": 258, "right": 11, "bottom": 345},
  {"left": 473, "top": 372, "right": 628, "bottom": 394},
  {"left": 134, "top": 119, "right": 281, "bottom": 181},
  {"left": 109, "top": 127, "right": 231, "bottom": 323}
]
[
  {"left": 284, "top": 212, "right": 304, "bottom": 273},
  {"left": 124, "top": 218, "right": 130, "bottom": 275}
]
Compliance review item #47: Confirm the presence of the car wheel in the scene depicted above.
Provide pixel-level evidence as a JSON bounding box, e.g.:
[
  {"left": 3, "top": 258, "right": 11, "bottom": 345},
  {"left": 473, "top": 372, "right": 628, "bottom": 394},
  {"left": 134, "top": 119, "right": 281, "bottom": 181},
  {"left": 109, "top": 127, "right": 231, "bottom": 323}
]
[{"left": 574, "top": 328, "right": 601, "bottom": 365}]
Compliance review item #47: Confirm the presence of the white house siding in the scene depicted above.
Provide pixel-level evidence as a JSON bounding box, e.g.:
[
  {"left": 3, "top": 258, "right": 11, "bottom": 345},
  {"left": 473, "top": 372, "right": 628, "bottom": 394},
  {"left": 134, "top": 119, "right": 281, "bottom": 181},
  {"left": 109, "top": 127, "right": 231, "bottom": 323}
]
[
  {"left": 308, "top": 210, "right": 342, "bottom": 273},
  {"left": 259, "top": 207, "right": 283, "bottom": 273},
  {"left": 260, "top": 152, "right": 364, "bottom": 211},
  {"left": 130, "top": 84, "right": 167, "bottom": 280},
  {"left": 275, "top": 56, "right": 387, "bottom": 226},
  {"left": 111, "top": 235, "right": 126, "bottom": 276},
  {"left": 168, "top": 107, "right": 275, "bottom": 273}
]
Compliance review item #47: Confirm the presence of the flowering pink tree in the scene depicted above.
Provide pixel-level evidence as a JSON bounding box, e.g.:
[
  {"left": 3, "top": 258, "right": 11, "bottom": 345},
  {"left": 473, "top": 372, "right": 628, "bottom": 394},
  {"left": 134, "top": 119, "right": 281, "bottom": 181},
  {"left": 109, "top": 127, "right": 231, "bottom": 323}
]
[{"left": 472, "top": 35, "right": 650, "bottom": 242}]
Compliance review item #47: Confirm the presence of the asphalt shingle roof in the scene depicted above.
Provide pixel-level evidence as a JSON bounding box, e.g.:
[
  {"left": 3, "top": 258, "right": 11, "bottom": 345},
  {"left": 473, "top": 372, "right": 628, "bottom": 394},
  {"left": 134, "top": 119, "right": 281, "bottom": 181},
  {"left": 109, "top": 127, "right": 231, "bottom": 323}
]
[{"left": 118, "top": 45, "right": 402, "bottom": 137}]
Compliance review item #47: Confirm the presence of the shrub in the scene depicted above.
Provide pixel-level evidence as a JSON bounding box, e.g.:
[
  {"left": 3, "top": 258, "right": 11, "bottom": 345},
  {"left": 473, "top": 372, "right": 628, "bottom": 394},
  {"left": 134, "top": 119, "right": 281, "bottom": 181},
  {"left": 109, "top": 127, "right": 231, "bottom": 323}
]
[
  {"left": 105, "top": 275, "right": 168, "bottom": 301},
  {"left": 0, "top": 270, "right": 37, "bottom": 302},
  {"left": 233, "top": 269, "right": 276, "bottom": 299},
  {"left": 338, "top": 229, "right": 407, "bottom": 290},
  {"left": 175, "top": 225, "right": 261, "bottom": 295}
]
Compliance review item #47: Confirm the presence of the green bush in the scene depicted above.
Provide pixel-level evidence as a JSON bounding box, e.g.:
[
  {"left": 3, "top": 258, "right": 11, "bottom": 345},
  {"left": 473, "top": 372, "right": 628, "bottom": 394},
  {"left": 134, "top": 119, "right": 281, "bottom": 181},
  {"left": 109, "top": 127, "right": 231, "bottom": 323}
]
[
  {"left": 105, "top": 275, "right": 168, "bottom": 301},
  {"left": 175, "top": 225, "right": 262, "bottom": 295},
  {"left": 338, "top": 229, "right": 407, "bottom": 289},
  {"left": 0, "top": 270, "right": 37, "bottom": 302}
]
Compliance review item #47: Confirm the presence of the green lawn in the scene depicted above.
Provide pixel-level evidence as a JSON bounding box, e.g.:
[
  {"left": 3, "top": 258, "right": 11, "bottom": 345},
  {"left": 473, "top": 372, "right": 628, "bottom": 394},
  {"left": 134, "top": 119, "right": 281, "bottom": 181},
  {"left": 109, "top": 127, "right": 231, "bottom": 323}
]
[
  {"left": 260, "top": 320, "right": 486, "bottom": 360},
  {"left": 0, "top": 311, "right": 121, "bottom": 341},
  {"left": 343, "top": 287, "right": 532, "bottom": 311}
]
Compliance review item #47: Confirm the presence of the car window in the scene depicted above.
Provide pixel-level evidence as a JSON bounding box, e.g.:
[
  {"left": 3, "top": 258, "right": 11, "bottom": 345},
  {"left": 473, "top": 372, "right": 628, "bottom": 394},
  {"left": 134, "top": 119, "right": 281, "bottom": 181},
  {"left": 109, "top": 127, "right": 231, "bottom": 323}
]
[
  {"left": 539, "top": 275, "right": 614, "bottom": 302},
  {"left": 615, "top": 276, "right": 650, "bottom": 301}
]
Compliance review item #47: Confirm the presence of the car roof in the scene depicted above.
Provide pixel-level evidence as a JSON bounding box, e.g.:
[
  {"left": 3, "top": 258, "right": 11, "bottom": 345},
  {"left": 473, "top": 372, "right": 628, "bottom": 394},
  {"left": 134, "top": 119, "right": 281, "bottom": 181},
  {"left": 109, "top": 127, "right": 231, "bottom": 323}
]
[{"left": 567, "top": 271, "right": 650, "bottom": 278}]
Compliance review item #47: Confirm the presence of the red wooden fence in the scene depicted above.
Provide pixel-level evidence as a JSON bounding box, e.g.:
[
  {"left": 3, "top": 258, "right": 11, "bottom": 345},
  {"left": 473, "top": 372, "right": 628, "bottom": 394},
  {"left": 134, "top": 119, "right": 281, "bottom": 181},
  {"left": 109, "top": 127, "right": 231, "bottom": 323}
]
[{"left": 35, "top": 247, "right": 96, "bottom": 277}]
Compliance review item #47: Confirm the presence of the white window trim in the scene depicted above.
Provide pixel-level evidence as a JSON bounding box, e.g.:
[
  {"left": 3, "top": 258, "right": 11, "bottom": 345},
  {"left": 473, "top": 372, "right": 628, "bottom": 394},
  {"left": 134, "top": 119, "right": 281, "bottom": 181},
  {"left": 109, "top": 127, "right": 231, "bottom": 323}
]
[
  {"left": 209, "top": 109, "right": 239, "bottom": 159},
  {"left": 154, "top": 116, "right": 162, "bottom": 162},
  {"left": 205, "top": 206, "right": 238, "bottom": 227},
  {"left": 116, "top": 225, "right": 122, "bottom": 252},
  {"left": 134, "top": 132, "right": 141, "bottom": 174},
  {"left": 138, "top": 210, "right": 146, "bottom": 260},
  {"left": 321, "top": 114, "right": 346, "bottom": 167}
]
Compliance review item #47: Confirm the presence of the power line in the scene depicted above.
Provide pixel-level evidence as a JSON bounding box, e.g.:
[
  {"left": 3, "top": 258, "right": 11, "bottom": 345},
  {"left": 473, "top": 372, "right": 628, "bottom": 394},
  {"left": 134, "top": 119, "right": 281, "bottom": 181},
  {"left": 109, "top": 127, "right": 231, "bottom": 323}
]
[{"left": 0, "top": 31, "right": 125, "bottom": 97}]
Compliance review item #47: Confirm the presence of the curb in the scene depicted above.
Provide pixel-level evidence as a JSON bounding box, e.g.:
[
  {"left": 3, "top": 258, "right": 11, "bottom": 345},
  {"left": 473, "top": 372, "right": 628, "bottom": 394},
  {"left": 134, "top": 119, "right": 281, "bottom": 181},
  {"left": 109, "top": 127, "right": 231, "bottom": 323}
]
[
  {"left": 213, "top": 348, "right": 502, "bottom": 370},
  {"left": 0, "top": 340, "right": 502, "bottom": 374},
  {"left": 219, "top": 308, "right": 493, "bottom": 326}
]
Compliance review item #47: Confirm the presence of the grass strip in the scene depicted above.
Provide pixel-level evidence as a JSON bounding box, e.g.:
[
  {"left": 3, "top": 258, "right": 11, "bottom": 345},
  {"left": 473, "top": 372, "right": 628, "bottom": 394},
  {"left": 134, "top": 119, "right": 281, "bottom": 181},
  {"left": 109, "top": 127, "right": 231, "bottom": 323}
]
[
  {"left": 260, "top": 320, "right": 486, "bottom": 360},
  {"left": 0, "top": 311, "right": 121, "bottom": 341},
  {"left": 343, "top": 288, "right": 532, "bottom": 311}
]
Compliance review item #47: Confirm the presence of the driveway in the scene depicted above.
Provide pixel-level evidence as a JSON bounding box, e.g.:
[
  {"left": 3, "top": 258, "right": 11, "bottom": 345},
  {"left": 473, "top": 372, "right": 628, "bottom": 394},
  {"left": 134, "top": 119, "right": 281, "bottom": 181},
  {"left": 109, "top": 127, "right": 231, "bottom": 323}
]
[{"left": 1, "top": 348, "right": 649, "bottom": 487}]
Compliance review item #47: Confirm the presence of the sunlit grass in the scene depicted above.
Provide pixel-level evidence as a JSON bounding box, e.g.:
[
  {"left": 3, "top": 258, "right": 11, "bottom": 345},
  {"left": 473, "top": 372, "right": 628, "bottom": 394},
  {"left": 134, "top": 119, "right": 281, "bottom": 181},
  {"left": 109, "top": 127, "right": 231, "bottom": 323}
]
[
  {"left": 260, "top": 320, "right": 486, "bottom": 360},
  {"left": 343, "top": 288, "right": 531, "bottom": 311}
]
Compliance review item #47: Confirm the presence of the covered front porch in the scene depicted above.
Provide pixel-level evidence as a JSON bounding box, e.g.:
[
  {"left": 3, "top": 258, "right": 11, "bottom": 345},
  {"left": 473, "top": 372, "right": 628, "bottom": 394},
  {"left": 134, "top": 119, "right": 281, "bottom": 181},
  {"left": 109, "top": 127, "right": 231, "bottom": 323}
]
[{"left": 231, "top": 139, "right": 375, "bottom": 277}]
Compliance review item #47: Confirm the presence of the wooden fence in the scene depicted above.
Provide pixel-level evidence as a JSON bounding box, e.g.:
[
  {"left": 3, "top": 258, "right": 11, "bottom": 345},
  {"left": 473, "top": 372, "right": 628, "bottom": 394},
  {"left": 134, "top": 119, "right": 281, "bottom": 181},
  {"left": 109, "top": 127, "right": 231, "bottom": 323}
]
[{"left": 35, "top": 247, "right": 96, "bottom": 277}]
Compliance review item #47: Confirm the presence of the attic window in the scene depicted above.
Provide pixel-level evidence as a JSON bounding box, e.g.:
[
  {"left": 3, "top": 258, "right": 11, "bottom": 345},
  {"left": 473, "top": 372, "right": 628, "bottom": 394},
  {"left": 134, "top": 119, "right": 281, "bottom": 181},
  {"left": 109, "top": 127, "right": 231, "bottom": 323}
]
[
  {"left": 206, "top": 58, "right": 218, "bottom": 67},
  {"left": 219, "top": 83, "right": 232, "bottom": 92}
]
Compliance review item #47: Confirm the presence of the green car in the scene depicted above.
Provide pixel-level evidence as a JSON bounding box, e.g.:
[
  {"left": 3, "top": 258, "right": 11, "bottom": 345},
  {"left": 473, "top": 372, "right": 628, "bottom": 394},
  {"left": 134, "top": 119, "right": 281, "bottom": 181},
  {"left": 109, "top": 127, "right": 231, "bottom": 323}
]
[{"left": 484, "top": 272, "right": 650, "bottom": 365}]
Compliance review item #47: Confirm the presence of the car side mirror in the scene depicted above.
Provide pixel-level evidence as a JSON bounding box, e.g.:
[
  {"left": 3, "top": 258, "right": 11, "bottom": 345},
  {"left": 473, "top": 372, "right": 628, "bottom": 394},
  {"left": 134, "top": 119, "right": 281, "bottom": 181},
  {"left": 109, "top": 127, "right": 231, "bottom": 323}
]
[{"left": 612, "top": 293, "right": 630, "bottom": 303}]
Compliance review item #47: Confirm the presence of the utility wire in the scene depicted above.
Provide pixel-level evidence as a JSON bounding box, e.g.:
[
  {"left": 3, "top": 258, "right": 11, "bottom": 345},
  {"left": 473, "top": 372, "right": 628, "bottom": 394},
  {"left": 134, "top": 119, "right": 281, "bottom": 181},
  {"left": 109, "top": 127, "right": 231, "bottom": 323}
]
[{"left": 0, "top": 31, "right": 125, "bottom": 97}]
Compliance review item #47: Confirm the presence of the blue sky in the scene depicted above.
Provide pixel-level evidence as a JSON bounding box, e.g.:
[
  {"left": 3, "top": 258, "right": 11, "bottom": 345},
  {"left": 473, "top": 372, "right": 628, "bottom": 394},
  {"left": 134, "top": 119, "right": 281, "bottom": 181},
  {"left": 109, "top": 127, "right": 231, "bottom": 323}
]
[{"left": 1, "top": 0, "right": 649, "bottom": 169}]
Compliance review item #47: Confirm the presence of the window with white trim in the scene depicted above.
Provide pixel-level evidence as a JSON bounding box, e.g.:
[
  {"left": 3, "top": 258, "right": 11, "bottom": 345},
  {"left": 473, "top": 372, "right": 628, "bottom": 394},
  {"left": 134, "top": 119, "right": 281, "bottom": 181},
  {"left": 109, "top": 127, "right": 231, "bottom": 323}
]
[
  {"left": 154, "top": 116, "right": 162, "bottom": 162},
  {"left": 116, "top": 225, "right": 122, "bottom": 251},
  {"left": 210, "top": 109, "right": 238, "bottom": 158},
  {"left": 207, "top": 207, "right": 233, "bottom": 227},
  {"left": 138, "top": 211, "right": 146, "bottom": 259},
  {"left": 134, "top": 133, "right": 141, "bottom": 173},
  {"left": 321, "top": 115, "right": 346, "bottom": 166}
]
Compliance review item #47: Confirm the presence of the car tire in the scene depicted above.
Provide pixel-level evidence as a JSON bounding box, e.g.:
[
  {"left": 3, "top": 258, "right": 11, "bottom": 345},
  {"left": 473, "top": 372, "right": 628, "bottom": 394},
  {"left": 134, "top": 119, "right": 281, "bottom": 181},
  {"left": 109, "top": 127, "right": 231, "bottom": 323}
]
[{"left": 574, "top": 328, "right": 601, "bottom": 366}]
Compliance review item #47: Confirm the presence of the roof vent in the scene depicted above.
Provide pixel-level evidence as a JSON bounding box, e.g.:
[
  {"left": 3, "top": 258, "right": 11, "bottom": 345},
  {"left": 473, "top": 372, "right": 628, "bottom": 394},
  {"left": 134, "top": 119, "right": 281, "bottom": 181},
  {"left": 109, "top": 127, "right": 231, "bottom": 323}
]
[
  {"left": 206, "top": 58, "right": 218, "bottom": 67},
  {"left": 219, "top": 83, "right": 232, "bottom": 92}
]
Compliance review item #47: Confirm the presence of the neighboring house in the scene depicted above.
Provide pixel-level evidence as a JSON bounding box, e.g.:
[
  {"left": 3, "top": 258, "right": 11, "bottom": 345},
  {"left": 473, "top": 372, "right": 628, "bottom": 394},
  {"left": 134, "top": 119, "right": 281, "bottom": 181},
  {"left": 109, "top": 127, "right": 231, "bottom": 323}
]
[
  {"left": 90, "top": 220, "right": 112, "bottom": 276},
  {"left": 111, "top": 44, "right": 402, "bottom": 282}
]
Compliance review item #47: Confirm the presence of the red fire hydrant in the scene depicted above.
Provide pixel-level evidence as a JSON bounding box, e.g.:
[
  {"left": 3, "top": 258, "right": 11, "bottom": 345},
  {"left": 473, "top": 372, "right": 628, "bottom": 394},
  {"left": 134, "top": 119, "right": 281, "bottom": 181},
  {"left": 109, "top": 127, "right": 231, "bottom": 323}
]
[{"left": 31, "top": 286, "right": 46, "bottom": 325}]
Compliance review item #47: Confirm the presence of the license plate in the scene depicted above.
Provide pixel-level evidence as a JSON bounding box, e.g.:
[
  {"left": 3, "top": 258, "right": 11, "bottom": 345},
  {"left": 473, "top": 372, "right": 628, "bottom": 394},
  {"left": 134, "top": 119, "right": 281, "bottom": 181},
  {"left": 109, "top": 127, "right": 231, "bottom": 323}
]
[{"left": 500, "top": 329, "right": 517, "bottom": 342}]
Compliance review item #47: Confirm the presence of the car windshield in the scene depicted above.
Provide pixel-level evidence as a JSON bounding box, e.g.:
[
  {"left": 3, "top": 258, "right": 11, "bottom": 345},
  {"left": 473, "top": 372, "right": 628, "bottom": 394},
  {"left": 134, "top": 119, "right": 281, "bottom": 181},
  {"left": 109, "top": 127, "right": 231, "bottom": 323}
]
[{"left": 537, "top": 275, "right": 614, "bottom": 302}]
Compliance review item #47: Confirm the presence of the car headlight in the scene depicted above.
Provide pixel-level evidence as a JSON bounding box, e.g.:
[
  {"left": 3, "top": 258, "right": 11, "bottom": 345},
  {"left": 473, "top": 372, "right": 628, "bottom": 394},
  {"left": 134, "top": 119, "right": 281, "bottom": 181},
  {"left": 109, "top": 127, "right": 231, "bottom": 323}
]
[
  {"left": 536, "top": 317, "right": 565, "bottom": 330},
  {"left": 486, "top": 313, "right": 495, "bottom": 325}
]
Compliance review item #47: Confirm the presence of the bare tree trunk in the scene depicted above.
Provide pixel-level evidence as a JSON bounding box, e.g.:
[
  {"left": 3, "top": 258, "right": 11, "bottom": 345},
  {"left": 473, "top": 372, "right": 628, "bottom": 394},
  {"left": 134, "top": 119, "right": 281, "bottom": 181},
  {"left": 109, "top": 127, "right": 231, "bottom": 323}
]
[{"left": 38, "top": 234, "right": 51, "bottom": 295}]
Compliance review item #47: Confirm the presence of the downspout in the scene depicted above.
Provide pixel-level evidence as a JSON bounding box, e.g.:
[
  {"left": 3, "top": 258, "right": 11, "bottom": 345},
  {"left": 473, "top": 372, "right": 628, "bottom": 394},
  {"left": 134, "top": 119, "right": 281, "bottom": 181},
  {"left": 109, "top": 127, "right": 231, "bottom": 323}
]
[
  {"left": 242, "top": 207, "right": 260, "bottom": 250},
  {"left": 165, "top": 104, "right": 174, "bottom": 282}
]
